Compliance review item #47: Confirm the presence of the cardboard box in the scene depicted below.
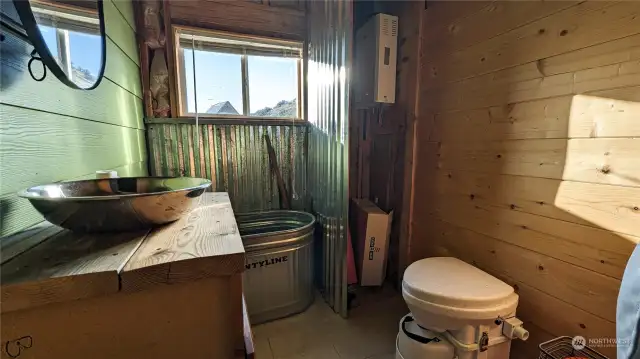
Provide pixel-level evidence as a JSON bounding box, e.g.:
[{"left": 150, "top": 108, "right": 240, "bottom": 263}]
[{"left": 351, "top": 199, "right": 393, "bottom": 286}]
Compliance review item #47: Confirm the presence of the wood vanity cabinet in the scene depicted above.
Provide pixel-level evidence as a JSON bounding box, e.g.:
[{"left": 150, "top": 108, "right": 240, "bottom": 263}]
[{"left": 1, "top": 193, "right": 248, "bottom": 359}]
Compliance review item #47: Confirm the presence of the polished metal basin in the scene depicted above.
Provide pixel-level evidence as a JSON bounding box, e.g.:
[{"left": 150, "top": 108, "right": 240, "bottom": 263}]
[{"left": 18, "top": 177, "right": 211, "bottom": 232}]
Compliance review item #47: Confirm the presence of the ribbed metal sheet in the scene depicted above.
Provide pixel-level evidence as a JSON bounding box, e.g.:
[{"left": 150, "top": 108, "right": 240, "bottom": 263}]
[
  {"left": 239, "top": 210, "right": 315, "bottom": 324},
  {"left": 147, "top": 123, "right": 307, "bottom": 213},
  {"left": 307, "top": 0, "right": 352, "bottom": 317}
]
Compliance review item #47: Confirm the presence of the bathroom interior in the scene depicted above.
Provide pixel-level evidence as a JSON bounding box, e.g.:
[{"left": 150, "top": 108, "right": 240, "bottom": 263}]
[{"left": 1, "top": 0, "right": 639, "bottom": 359}]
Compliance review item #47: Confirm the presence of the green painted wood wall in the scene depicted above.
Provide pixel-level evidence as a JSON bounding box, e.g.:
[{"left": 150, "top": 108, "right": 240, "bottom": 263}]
[{"left": 0, "top": 0, "right": 147, "bottom": 237}]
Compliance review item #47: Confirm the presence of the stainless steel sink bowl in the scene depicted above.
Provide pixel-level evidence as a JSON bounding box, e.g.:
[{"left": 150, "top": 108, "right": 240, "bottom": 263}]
[{"left": 18, "top": 177, "right": 212, "bottom": 233}]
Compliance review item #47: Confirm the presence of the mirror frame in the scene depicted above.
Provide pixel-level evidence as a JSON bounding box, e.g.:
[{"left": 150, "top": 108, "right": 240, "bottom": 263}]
[{"left": 12, "top": 0, "right": 107, "bottom": 90}]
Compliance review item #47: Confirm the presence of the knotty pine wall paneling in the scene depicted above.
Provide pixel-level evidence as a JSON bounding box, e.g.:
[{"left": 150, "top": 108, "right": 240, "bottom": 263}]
[{"left": 410, "top": 2, "right": 640, "bottom": 357}]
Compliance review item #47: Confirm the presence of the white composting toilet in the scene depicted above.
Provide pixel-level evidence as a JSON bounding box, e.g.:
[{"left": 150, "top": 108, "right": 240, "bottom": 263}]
[{"left": 397, "top": 257, "right": 529, "bottom": 359}]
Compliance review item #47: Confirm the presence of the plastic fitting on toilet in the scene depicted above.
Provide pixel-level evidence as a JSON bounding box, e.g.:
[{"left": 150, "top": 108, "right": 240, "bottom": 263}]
[{"left": 502, "top": 317, "right": 529, "bottom": 341}]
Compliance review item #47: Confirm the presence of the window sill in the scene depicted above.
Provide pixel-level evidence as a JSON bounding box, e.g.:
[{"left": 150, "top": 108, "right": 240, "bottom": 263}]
[{"left": 144, "top": 117, "right": 309, "bottom": 126}]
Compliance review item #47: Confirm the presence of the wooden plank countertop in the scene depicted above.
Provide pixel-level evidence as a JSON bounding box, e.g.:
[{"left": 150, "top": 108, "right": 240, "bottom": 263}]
[{"left": 0, "top": 192, "right": 245, "bottom": 314}]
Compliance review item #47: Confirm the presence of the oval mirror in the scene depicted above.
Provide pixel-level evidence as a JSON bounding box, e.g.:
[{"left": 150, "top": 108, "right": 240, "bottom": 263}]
[{"left": 13, "top": 0, "right": 106, "bottom": 89}]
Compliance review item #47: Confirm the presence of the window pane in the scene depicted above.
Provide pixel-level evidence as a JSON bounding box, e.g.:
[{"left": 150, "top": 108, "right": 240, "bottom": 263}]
[
  {"left": 37, "top": 25, "right": 101, "bottom": 88},
  {"left": 183, "top": 49, "right": 243, "bottom": 115},
  {"left": 68, "top": 31, "right": 101, "bottom": 87},
  {"left": 38, "top": 25, "right": 59, "bottom": 61},
  {"left": 248, "top": 56, "right": 298, "bottom": 118}
]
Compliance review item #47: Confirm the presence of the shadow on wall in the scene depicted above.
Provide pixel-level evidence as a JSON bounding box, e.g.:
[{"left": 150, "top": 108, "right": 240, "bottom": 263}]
[
  {"left": 409, "top": 8, "right": 640, "bottom": 356},
  {"left": 0, "top": 200, "right": 9, "bottom": 235}
]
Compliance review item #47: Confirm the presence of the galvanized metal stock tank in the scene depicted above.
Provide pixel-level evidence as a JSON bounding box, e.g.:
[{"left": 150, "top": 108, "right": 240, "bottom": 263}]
[{"left": 238, "top": 211, "right": 315, "bottom": 324}]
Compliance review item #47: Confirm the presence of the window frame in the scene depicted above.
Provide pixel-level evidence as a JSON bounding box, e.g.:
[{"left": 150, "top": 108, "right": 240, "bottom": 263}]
[
  {"left": 172, "top": 25, "right": 304, "bottom": 122},
  {"left": 32, "top": 1, "right": 100, "bottom": 83}
]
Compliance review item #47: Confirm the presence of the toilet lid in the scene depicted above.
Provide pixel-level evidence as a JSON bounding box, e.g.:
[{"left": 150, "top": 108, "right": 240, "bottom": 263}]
[{"left": 403, "top": 257, "right": 516, "bottom": 310}]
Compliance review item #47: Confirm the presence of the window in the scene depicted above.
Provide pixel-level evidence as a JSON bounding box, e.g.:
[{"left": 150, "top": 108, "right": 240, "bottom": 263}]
[
  {"left": 174, "top": 26, "right": 303, "bottom": 120},
  {"left": 33, "top": 2, "right": 101, "bottom": 88}
]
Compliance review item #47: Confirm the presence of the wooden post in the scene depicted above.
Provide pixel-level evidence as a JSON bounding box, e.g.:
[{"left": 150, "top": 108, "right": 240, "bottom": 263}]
[
  {"left": 163, "top": 0, "right": 179, "bottom": 118},
  {"left": 132, "top": 0, "right": 153, "bottom": 118}
]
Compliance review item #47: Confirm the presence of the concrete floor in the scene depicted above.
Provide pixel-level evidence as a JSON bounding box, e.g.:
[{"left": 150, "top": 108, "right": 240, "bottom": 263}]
[
  {"left": 251, "top": 287, "right": 547, "bottom": 359},
  {"left": 252, "top": 290, "right": 409, "bottom": 359}
]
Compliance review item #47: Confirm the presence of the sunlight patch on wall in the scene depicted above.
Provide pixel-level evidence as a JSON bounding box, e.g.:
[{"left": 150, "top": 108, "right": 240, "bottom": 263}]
[
  {"left": 568, "top": 94, "right": 640, "bottom": 138},
  {"left": 554, "top": 94, "right": 640, "bottom": 244}
]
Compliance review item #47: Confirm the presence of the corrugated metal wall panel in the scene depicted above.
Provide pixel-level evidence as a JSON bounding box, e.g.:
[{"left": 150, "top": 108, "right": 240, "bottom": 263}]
[
  {"left": 148, "top": 123, "right": 307, "bottom": 213},
  {"left": 307, "top": 0, "right": 352, "bottom": 317}
]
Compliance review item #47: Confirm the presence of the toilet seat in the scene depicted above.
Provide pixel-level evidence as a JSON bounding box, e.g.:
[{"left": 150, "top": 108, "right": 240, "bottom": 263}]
[{"left": 402, "top": 257, "right": 519, "bottom": 329}]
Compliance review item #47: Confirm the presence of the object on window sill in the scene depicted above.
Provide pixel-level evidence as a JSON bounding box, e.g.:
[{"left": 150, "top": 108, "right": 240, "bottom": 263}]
[{"left": 150, "top": 49, "right": 170, "bottom": 118}]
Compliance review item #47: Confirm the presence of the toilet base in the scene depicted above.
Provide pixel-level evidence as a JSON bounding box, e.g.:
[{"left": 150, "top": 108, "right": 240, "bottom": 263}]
[{"left": 396, "top": 313, "right": 514, "bottom": 359}]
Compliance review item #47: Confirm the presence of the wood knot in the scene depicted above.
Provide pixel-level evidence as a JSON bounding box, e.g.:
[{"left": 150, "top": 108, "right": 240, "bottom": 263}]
[
  {"left": 633, "top": 206, "right": 639, "bottom": 211},
  {"left": 521, "top": 225, "right": 528, "bottom": 230},
  {"left": 538, "top": 28, "right": 546, "bottom": 35},
  {"left": 480, "top": 57, "right": 486, "bottom": 62},
  {"left": 579, "top": 323, "right": 587, "bottom": 329},
  {"left": 510, "top": 204, "right": 516, "bottom": 210},
  {"left": 560, "top": 29, "right": 569, "bottom": 36},
  {"left": 447, "top": 173, "right": 452, "bottom": 178},
  {"left": 496, "top": 154, "right": 502, "bottom": 159},
  {"left": 600, "top": 165, "right": 611, "bottom": 174},
  {"left": 600, "top": 260, "right": 605, "bottom": 264},
  {"left": 538, "top": 265, "right": 544, "bottom": 271},
  {"left": 537, "top": 201, "right": 545, "bottom": 205},
  {"left": 469, "top": 194, "right": 475, "bottom": 200},
  {"left": 490, "top": 250, "right": 496, "bottom": 254}
]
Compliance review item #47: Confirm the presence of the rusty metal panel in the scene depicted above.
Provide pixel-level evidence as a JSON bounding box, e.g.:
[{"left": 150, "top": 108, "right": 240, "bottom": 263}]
[
  {"left": 307, "top": 0, "right": 352, "bottom": 317},
  {"left": 148, "top": 123, "right": 307, "bottom": 213}
]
